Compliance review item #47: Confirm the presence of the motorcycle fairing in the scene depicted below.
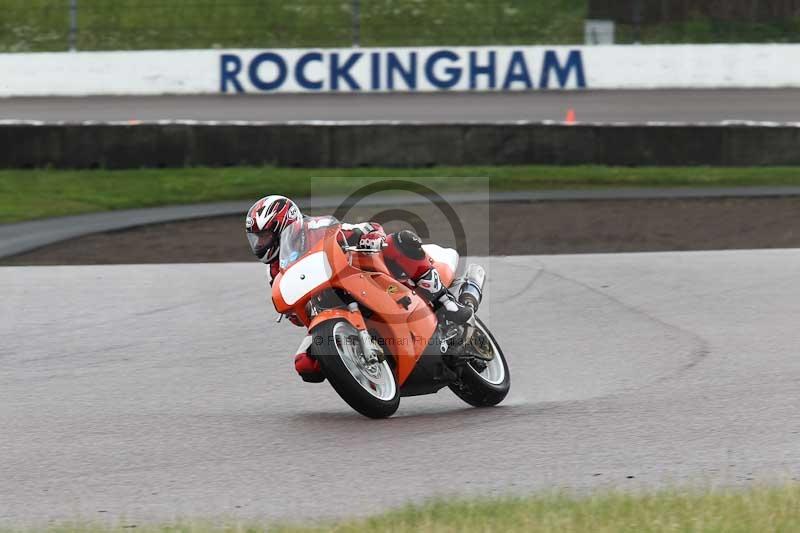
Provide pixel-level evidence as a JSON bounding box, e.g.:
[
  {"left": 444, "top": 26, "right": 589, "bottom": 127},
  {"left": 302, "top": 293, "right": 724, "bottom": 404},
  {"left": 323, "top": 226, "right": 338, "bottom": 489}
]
[
  {"left": 272, "top": 233, "right": 439, "bottom": 386},
  {"left": 397, "top": 328, "right": 456, "bottom": 397},
  {"left": 278, "top": 251, "right": 333, "bottom": 305}
]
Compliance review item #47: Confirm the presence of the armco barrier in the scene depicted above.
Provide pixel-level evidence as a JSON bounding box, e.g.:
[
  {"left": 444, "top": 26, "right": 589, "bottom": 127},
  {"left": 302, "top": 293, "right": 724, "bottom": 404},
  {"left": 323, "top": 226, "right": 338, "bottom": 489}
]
[{"left": 3, "top": 122, "right": 800, "bottom": 168}]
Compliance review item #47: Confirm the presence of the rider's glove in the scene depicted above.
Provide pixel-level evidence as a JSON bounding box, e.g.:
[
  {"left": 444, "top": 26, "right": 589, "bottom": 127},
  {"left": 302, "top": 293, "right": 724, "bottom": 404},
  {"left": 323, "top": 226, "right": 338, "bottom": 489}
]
[
  {"left": 342, "top": 222, "right": 386, "bottom": 249},
  {"left": 359, "top": 230, "right": 386, "bottom": 251}
]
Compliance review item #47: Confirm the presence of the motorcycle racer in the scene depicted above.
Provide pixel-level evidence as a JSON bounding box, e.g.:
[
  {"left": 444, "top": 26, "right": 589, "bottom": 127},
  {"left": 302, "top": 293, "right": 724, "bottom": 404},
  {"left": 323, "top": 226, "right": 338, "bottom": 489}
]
[{"left": 245, "top": 195, "right": 474, "bottom": 381}]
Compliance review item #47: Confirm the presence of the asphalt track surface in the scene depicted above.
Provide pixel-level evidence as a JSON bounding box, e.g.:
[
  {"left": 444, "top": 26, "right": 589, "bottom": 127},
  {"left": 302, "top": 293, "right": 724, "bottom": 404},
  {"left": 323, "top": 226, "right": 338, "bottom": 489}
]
[
  {"left": 2, "top": 250, "right": 799, "bottom": 526},
  {"left": 3, "top": 89, "right": 800, "bottom": 123}
]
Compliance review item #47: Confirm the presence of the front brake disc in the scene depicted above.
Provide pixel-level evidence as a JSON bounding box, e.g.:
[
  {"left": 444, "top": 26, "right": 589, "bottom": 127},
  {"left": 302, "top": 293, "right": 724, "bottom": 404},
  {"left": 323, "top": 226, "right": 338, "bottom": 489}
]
[{"left": 470, "top": 330, "right": 495, "bottom": 361}]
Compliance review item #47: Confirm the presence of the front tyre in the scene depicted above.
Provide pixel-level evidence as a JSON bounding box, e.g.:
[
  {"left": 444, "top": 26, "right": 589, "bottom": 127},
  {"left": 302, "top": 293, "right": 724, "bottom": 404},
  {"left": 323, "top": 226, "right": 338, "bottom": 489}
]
[
  {"left": 309, "top": 319, "right": 400, "bottom": 419},
  {"left": 449, "top": 317, "right": 510, "bottom": 407}
]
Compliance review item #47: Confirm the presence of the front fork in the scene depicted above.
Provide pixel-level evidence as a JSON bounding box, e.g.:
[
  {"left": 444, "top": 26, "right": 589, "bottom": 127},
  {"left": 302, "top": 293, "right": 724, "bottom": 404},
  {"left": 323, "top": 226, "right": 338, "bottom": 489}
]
[{"left": 347, "top": 302, "right": 384, "bottom": 365}]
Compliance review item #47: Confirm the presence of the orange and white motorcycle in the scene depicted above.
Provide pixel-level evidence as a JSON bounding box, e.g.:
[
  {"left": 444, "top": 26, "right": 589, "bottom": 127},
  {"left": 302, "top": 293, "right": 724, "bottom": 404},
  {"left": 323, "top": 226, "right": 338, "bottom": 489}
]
[{"left": 271, "top": 216, "right": 510, "bottom": 418}]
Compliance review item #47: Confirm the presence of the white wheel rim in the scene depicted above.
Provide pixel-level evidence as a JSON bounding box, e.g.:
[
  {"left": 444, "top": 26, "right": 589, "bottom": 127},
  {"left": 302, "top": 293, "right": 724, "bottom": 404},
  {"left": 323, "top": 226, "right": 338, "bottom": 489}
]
[
  {"left": 333, "top": 321, "right": 397, "bottom": 401},
  {"left": 469, "top": 321, "right": 506, "bottom": 385}
]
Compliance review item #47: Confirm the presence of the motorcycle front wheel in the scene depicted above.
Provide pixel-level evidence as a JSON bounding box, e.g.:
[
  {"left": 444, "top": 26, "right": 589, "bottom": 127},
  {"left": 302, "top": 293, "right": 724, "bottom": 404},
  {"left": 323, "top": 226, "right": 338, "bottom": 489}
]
[
  {"left": 309, "top": 319, "right": 400, "bottom": 419},
  {"left": 449, "top": 317, "right": 510, "bottom": 407}
]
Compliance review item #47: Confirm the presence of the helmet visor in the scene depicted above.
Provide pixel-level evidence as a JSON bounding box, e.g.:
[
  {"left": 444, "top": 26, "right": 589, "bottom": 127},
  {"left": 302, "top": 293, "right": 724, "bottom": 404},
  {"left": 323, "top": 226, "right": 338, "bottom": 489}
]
[{"left": 247, "top": 230, "right": 276, "bottom": 259}]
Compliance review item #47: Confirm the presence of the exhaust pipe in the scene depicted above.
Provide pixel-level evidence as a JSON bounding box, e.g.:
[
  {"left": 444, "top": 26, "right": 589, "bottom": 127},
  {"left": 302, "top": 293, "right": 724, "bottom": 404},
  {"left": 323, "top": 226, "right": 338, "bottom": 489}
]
[{"left": 457, "top": 264, "right": 486, "bottom": 311}]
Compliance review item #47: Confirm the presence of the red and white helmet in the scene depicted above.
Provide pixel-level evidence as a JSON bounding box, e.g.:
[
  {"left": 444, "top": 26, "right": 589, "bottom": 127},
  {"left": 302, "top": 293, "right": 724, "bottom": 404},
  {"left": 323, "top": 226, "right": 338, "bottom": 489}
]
[{"left": 245, "top": 195, "right": 301, "bottom": 264}]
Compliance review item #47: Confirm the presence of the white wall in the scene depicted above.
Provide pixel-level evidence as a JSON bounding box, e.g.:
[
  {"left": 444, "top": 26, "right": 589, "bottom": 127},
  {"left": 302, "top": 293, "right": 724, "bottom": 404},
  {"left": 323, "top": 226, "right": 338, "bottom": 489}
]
[{"left": 0, "top": 44, "right": 798, "bottom": 97}]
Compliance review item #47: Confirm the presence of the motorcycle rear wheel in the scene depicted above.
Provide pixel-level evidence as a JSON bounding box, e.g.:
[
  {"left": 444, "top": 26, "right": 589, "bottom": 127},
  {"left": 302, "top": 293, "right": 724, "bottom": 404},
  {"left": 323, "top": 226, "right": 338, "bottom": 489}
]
[
  {"left": 309, "top": 319, "right": 400, "bottom": 419},
  {"left": 449, "top": 317, "right": 510, "bottom": 407}
]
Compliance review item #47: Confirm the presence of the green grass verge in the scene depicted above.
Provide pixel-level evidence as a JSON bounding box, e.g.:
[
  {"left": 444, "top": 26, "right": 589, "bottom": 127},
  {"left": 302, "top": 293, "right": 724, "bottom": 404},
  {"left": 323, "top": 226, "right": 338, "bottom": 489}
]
[
  {"left": 15, "top": 485, "right": 800, "bottom": 532},
  {"left": 2, "top": 165, "right": 800, "bottom": 224},
  {"left": 4, "top": 0, "right": 799, "bottom": 52},
  {"left": 0, "top": 0, "right": 586, "bottom": 52}
]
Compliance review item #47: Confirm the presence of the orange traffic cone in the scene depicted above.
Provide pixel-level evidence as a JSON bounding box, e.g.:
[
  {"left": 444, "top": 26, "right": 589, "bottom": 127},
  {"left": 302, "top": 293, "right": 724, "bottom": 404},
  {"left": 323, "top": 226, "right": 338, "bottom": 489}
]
[{"left": 565, "top": 108, "right": 577, "bottom": 125}]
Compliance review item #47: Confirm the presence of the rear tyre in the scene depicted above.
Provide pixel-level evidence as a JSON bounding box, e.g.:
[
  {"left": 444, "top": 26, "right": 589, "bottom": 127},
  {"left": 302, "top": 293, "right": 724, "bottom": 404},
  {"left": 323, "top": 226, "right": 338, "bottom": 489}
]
[
  {"left": 309, "top": 319, "right": 400, "bottom": 419},
  {"left": 449, "top": 317, "right": 510, "bottom": 407}
]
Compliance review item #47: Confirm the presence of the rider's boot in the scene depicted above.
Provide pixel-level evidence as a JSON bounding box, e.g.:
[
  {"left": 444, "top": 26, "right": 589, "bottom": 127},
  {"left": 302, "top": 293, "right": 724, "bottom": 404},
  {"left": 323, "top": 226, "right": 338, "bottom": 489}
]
[
  {"left": 294, "top": 335, "right": 325, "bottom": 383},
  {"left": 415, "top": 268, "right": 474, "bottom": 325},
  {"left": 384, "top": 230, "right": 474, "bottom": 325}
]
